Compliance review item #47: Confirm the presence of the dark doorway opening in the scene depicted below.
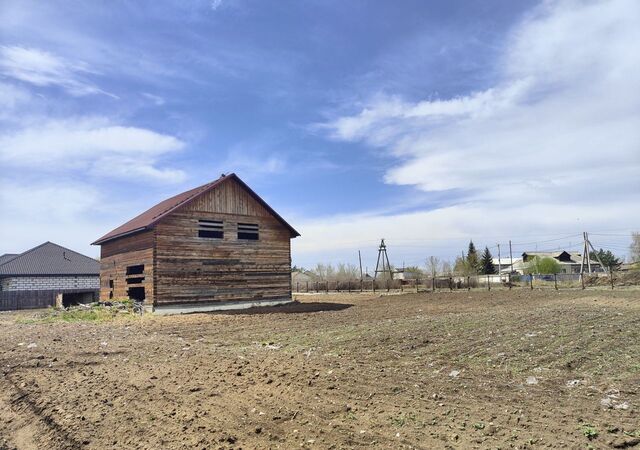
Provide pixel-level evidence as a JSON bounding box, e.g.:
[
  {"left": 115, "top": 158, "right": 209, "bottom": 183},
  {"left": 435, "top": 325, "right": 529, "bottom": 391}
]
[
  {"left": 62, "top": 292, "right": 94, "bottom": 307},
  {"left": 127, "top": 287, "right": 145, "bottom": 302}
]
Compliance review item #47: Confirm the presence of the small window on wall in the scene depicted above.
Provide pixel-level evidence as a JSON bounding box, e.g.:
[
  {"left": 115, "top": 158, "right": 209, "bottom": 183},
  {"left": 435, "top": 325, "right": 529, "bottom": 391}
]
[
  {"left": 126, "top": 264, "right": 144, "bottom": 275},
  {"left": 198, "top": 219, "right": 223, "bottom": 239},
  {"left": 238, "top": 223, "right": 259, "bottom": 240}
]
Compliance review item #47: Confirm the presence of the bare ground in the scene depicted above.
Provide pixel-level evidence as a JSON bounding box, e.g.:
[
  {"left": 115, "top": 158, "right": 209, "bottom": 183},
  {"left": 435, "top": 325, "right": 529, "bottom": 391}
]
[{"left": 0, "top": 289, "right": 639, "bottom": 449}]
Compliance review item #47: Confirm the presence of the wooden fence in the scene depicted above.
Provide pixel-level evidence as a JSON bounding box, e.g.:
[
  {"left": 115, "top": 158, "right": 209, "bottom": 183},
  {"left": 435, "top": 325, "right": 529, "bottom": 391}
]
[{"left": 0, "top": 289, "right": 99, "bottom": 311}]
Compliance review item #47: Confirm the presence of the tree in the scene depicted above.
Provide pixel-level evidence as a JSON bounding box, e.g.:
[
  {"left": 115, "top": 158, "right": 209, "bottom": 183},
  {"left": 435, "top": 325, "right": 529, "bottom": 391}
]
[
  {"left": 630, "top": 232, "right": 640, "bottom": 262},
  {"left": 527, "top": 256, "right": 561, "bottom": 274},
  {"left": 441, "top": 260, "right": 453, "bottom": 275},
  {"left": 589, "top": 248, "right": 622, "bottom": 270},
  {"left": 425, "top": 256, "right": 441, "bottom": 277},
  {"left": 480, "top": 247, "right": 496, "bottom": 275},
  {"left": 404, "top": 266, "right": 424, "bottom": 276},
  {"left": 466, "top": 241, "right": 479, "bottom": 274}
]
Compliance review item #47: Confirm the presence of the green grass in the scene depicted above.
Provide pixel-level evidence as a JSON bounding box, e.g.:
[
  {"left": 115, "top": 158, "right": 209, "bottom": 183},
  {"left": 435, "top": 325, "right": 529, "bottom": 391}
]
[{"left": 581, "top": 424, "right": 598, "bottom": 440}]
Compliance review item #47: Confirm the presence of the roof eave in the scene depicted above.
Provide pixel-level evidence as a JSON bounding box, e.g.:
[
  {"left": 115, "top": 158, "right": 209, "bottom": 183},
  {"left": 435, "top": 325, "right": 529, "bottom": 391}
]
[{"left": 92, "top": 226, "right": 150, "bottom": 246}]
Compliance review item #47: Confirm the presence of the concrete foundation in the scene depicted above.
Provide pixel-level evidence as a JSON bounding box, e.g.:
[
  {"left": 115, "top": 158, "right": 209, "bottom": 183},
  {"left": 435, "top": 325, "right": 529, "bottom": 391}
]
[{"left": 152, "top": 298, "right": 294, "bottom": 315}]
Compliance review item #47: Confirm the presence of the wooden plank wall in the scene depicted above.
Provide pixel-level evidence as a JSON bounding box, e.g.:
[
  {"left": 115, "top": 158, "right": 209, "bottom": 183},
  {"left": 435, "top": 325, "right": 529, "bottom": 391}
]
[
  {"left": 182, "top": 177, "right": 273, "bottom": 218},
  {"left": 99, "top": 231, "right": 155, "bottom": 304},
  {"left": 154, "top": 178, "right": 292, "bottom": 305}
]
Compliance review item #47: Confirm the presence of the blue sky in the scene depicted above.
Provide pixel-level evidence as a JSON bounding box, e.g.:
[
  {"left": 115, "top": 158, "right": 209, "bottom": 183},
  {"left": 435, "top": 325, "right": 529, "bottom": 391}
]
[{"left": 1, "top": 0, "right": 638, "bottom": 270}]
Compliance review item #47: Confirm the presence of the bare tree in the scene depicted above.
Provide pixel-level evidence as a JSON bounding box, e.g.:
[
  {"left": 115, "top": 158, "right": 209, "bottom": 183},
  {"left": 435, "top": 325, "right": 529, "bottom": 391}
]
[
  {"left": 441, "top": 260, "right": 453, "bottom": 275},
  {"left": 425, "top": 256, "right": 441, "bottom": 277},
  {"left": 335, "top": 263, "right": 359, "bottom": 281},
  {"left": 311, "top": 263, "right": 359, "bottom": 281},
  {"left": 630, "top": 232, "right": 640, "bottom": 262}
]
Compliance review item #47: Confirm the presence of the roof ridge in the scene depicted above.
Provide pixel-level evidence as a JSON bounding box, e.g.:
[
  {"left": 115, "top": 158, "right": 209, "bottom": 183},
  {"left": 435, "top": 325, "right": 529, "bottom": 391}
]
[{"left": 92, "top": 172, "right": 299, "bottom": 245}]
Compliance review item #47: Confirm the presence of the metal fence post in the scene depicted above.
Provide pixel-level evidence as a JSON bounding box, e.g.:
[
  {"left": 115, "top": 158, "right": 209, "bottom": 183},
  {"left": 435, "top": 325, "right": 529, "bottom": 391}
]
[
  {"left": 467, "top": 276, "right": 471, "bottom": 291},
  {"left": 530, "top": 275, "right": 533, "bottom": 290},
  {"left": 449, "top": 277, "right": 453, "bottom": 291},
  {"left": 508, "top": 273, "right": 511, "bottom": 290},
  {"left": 306, "top": 281, "right": 309, "bottom": 293},
  {"left": 554, "top": 273, "right": 558, "bottom": 290},
  {"left": 386, "top": 279, "right": 390, "bottom": 292},
  {"left": 373, "top": 279, "right": 376, "bottom": 293},
  {"left": 326, "top": 281, "right": 329, "bottom": 293},
  {"left": 296, "top": 282, "right": 299, "bottom": 293},
  {"left": 580, "top": 273, "right": 585, "bottom": 290},
  {"left": 316, "top": 281, "right": 319, "bottom": 293},
  {"left": 487, "top": 275, "right": 490, "bottom": 291}
]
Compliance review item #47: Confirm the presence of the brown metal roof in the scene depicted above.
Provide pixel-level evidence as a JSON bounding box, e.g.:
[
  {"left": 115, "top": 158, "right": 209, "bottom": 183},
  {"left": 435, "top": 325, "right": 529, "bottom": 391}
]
[{"left": 92, "top": 173, "right": 300, "bottom": 245}]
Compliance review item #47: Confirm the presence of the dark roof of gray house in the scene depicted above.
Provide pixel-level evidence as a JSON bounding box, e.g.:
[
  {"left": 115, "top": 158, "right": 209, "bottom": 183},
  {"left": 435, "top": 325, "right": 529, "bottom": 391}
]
[
  {"left": 0, "top": 242, "right": 99, "bottom": 276},
  {"left": 0, "top": 254, "right": 18, "bottom": 265}
]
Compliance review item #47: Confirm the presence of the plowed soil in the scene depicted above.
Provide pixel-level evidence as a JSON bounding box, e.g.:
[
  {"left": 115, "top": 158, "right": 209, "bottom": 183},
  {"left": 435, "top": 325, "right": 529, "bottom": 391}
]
[{"left": 1, "top": 289, "right": 639, "bottom": 449}]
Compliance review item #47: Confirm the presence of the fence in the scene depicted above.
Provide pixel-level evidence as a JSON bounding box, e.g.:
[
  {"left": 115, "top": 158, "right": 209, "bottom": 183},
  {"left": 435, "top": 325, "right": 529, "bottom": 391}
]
[
  {"left": 293, "top": 271, "right": 639, "bottom": 294},
  {"left": 0, "top": 289, "right": 99, "bottom": 311}
]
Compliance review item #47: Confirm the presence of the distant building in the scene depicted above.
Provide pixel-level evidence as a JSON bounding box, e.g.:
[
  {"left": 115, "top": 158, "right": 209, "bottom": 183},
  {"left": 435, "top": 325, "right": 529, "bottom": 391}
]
[
  {"left": 392, "top": 268, "right": 420, "bottom": 281},
  {"left": 492, "top": 257, "right": 523, "bottom": 274},
  {"left": 291, "top": 270, "right": 316, "bottom": 286},
  {"left": 520, "top": 251, "right": 602, "bottom": 274},
  {"left": 0, "top": 242, "right": 99, "bottom": 310}
]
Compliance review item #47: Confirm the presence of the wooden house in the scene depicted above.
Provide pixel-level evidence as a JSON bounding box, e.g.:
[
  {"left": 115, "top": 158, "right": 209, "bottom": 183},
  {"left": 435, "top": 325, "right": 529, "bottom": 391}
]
[{"left": 92, "top": 173, "right": 300, "bottom": 314}]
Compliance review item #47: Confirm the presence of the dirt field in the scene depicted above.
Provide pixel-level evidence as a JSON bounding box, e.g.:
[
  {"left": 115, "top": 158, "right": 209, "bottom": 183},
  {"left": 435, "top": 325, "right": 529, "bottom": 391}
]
[{"left": 1, "top": 289, "right": 639, "bottom": 449}]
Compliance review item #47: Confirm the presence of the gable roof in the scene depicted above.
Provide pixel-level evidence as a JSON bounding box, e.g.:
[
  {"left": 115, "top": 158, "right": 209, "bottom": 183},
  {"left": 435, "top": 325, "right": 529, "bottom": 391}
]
[
  {"left": 0, "top": 242, "right": 99, "bottom": 276},
  {"left": 92, "top": 173, "right": 300, "bottom": 245},
  {"left": 0, "top": 253, "right": 18, "bottom": 265}
]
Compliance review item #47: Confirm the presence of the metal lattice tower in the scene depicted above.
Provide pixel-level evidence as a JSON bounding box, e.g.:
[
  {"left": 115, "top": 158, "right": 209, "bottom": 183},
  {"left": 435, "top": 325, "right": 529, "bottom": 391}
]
[{"left": 374, "top": 239, "right": 393, "bottom": 280}]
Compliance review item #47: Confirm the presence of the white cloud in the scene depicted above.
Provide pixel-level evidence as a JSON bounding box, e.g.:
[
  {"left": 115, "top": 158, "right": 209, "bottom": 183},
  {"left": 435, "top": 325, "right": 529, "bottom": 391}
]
[
  {"left": 0, "top": 82, "right": 31, "bottom": 110},
  {"left": 141, "top": 92, "right": 166, "bottom": 106},
  {"left": 303, "top": 0, "right": 640, "bottom": 265},
  {"left": 0, "top": 180, "right": 105, "bottom": 257},
  {"left": 0, "top": 45, "right": 115, "bottom": 97},
  {"left": 0, "top": 117, "right": 187, "bottom": 183}
]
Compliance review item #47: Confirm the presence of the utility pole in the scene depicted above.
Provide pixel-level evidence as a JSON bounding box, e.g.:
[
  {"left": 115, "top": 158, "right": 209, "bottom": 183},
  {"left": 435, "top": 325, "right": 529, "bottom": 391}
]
[
  {"left": 374, "top": 239, "right": 393, "bottom": 280},
  {"left": 497, "top": 243, "right": 502, "bottom": 275},
  {"left": 358, "top": 250, "right": 363, "bottom": 281},
  {"left": 509, "top": 240, "right": 513, "bottom": 273},
  {"left": 583, "top": 231, "right": 609, "bottom": 273}
]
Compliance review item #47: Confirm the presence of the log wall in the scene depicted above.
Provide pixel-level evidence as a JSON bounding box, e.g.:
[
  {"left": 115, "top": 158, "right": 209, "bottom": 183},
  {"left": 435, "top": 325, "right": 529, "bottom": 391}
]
[
  {"left": 154, "top": 178, "right": 292, "bottom": 305},
  {"left": 99, "top": 231, "right": 154, "bottom": 304}
]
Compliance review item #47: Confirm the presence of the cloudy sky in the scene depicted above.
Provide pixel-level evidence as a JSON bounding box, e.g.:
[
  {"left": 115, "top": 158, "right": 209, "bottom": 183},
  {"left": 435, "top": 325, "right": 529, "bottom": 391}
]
[{"left": 0, "top": 0, "right": 638, "bottom": 270}]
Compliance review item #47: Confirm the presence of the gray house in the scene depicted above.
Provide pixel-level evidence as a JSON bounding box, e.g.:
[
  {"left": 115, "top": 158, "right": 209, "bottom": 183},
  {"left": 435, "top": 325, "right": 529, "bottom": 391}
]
[{"left": 0, "top": 242, "right": 100, "bottom": 310}]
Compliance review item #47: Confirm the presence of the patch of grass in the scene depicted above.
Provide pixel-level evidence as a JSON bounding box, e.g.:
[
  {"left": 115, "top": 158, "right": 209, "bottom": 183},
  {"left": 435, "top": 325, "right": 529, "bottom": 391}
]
[
  {"left": 391, "top": 412, "right": 421, "bottom": 428},
  {"left": 17, "top": 303, "right": 141, "bottom": 324},
  {"left": 473, "top": 422, "right": 485, "bottom": 430},
  {"left": 581, "top": 424, "right": 598, "bottom": 440}
]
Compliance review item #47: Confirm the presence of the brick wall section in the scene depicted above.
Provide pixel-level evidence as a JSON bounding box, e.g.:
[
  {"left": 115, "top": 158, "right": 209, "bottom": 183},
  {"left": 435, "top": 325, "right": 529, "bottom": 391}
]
[{"left": 0, "top": 276, "right": 99, "bottom": 291}]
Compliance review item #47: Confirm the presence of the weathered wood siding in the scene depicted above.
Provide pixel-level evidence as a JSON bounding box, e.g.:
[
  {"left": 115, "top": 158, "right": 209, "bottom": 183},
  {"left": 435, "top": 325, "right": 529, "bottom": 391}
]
[
  {"left": 99, "top": 231, "right": 154, "bottom": 304},
  {"left": 154, "top": 178, "right": 292, "bottom": 305}
]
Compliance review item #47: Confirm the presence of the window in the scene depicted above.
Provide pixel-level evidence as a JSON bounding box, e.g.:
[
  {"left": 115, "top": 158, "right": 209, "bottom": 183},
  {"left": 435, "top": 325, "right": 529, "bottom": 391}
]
[
  {"left": 238, "top": 223, "right": 259, "bottom": 240},
  {"left": 198, "top": 219, "right": 223, "bottom": 239},
  {"left": 126, "top": 277, "right": 145, "bottom": 284},
  {"left": 126, "top": 264, "right": 144, "bottom": 275},
  {"left": 127, "top": 287, "right": 145, "bottom": 301}
]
